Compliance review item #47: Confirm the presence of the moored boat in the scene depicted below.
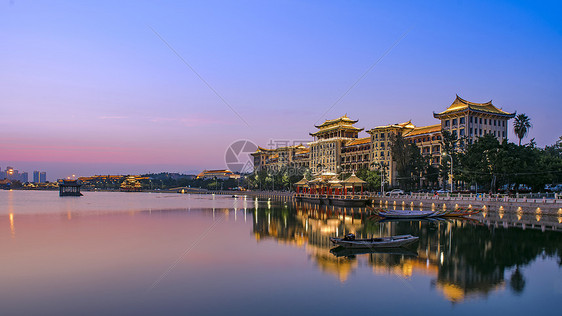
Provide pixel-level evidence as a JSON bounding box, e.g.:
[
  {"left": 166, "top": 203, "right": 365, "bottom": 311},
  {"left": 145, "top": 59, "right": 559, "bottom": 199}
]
[
  {"left": 329, "top": 234, "right": 419, "bottom": 249},
  {"left": 330, "top": 246, "right": 418, "bottom": 258},
  {"left": 377, "top": 210, "right": 436, "bottom": 219}
]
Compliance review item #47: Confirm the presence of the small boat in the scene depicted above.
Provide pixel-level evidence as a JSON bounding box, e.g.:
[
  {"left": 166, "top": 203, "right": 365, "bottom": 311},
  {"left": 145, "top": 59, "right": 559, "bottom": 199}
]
[
  {"left": 377, "top": 210, "right": 436, "bottom": 219},
  {"left": 330, "top": 246, "right": 418, "bottom": 258},
  {"left": 329, "top": 234, "right": 419, "bottom": 249}
]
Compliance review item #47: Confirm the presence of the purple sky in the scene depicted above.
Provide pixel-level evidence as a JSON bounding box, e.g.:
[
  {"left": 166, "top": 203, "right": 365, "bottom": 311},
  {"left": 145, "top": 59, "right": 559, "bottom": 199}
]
[{"left": 1, "top": 0, "right": 561, "bottom": 180}]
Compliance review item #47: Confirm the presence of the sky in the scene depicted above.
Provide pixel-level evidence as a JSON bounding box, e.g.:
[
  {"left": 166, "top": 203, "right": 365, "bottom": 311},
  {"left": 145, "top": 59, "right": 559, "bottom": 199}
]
[{"left": 1, "top": 0, "right": 561, "bottom": 181}]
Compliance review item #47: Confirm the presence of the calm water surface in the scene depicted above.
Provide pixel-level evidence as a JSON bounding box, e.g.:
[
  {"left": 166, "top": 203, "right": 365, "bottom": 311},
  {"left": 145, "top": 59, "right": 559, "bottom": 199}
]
[{"left": 1, "top": 190, "right": 561, "bottom": 315}]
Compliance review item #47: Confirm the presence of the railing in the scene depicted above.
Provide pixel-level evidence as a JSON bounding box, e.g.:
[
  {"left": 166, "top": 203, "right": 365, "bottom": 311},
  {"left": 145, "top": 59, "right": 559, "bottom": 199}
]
[
  {"left": 400, "top": 192, "right": 562, "bottom": 204},
  {"left": 295, "top": 193, "right": 369, "bottom": 200}
]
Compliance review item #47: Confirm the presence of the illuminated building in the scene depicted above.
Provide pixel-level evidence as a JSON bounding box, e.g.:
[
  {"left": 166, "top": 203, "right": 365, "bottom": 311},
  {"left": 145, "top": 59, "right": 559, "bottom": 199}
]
[
  {"left": 120, "top": 176, "right": 143, "bottom": 192},
  {"left": 309, "top": 115, "right": 363, "bottom": 174},
  {"left": 251, "top": 95, "right": 515, "bottom": 187},
  {"left": 340, "top": 137, "right": 371, "bottom": 172},
  {"left": 251, "top": 144, "right": 310, "bottom": 172},
  {"left": 433, "top": 95, "right": 515, "bottom": 145},
  {"left": 367, "top": 121, "right": 415, "bottom": 186},
  {"left": 196, "top": 169, "right": 241, "bottom": 180}
]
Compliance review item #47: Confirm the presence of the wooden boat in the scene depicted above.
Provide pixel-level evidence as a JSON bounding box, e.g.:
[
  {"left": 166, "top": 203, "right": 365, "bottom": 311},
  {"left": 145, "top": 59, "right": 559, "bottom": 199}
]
[
  {"left": 429, "top": 208, "right": 482, "bottom": 217},
  {"left": 329, "top": 234, "right": 419, "bottom": 249},
  {"left": 330, "top": 246, "right": 418, "bottom": 258},
  {"left": 377, "top": 210, "right": 436, "bottom": 219}
]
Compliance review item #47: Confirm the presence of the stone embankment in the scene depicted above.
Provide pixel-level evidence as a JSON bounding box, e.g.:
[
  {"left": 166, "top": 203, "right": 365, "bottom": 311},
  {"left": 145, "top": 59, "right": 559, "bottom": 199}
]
[{"left": 375, "top": 193, "right": 562, "bottom": 215}]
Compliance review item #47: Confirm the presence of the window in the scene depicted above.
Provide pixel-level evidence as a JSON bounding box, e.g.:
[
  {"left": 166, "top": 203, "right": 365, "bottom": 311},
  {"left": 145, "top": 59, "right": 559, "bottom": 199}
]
[
  {"left": 460, "top": 117, "right": 465, "bottom": 124},
  {"left": 494, "top": 119, "right": 497, "bottom": 126},
  {"left": 445, "top": 120, "right": 450, "bottom": 127},
  {"left": 470, "top": 117, "right": 473, "bottom": 123},
  {"left": 470, "top": 128, "right": 473, "bottom": 135},
  {"left": 452, "top": 119, "right": 457, "bottom": 126},
  {"left": 479, "top": 118, "right": 482, "bottom": 124},
  {"left": 502, "top": 131, "right": 505, "bottom": 137},
  {"left": 479, "top": 129, "right": 483, "bottom": 135},
  {"left": 460, "top": 128, "right": 465, "bottom": 136}
]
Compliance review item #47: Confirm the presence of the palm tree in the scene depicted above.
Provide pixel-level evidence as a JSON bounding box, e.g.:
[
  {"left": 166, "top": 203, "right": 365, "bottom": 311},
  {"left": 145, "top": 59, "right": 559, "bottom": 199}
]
[{"left": 513, "top": 114, "right": 532, "bottom": 146}]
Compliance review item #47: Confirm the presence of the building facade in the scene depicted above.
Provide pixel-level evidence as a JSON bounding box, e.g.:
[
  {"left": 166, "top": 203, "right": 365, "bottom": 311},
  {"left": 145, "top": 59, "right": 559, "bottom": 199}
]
[
  {"left": 309, "top": 115, "right": 363, "bottom": 174},
  {"left": 434, "top": 95, "right": 515, "bottom": 145},
  {"left": 251, "top": 95, "right": 515, "bottom": 188},
  {"left": 251, "top": 144, "right": 310, "bottom": 172}
]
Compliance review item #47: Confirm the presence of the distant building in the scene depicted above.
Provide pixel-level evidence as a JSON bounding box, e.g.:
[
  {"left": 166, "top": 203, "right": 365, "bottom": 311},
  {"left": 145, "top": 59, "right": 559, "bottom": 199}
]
[
  {"left": 251, "top": 144, "right": 310, "bottom": 172},
  {"left": 196, "top": 169, "right": 241, "bottom": 180},
  {"left": 39, "top": 172, "right": 47, "bottom": 183},
  {"left": 20, "top": 172, "right": 29, "bottom": 183},
  {"left": 33, "top": 171, "right": 40, "bottom": 183}
]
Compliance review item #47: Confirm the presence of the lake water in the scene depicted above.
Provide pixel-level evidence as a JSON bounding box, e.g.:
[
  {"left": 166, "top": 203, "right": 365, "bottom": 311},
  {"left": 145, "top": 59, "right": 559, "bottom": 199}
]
[{"left": 1, "top": 190, "right": 561, "bottom": 315}]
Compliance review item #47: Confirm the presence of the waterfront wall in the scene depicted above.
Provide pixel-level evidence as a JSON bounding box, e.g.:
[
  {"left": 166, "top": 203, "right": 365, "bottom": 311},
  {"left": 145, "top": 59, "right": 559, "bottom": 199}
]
[{"left": 375, "top": 194, "right": 562, "bottom": 215}]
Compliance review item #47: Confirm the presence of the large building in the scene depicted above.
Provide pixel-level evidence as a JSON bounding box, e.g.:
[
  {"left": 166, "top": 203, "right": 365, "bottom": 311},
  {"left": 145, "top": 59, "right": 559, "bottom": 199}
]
[
  {"left": 434, "top": 95, "right": 515, "bottom": 145},
  {"left": 309, "top": 115, "right": 364, "bottom": 174},
  {"left": 251, "top": 95, "right": 515, "bottom": 187},
  {"left": 251, "top": 144, "right": 310, "bottom": 172}
]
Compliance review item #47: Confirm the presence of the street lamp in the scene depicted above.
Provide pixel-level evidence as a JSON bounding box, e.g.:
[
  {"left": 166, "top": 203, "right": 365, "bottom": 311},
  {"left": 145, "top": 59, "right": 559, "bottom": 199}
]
[{"left": 442, "top": 152, "right": 453, "bottom": 192}]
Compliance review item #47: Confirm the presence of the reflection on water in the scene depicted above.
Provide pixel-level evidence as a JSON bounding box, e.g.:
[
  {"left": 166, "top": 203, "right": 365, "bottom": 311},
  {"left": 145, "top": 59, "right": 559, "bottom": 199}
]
[
  {"left": 1, "top": 191, "right": 561, "bottom": 314},
  {"left": 252, "top": 201, "right": 562, "bottom": 302}
]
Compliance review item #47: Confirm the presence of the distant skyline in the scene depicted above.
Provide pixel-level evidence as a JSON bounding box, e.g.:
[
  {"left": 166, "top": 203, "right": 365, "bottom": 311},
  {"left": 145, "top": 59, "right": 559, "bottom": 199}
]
[{"left": 2, "top": 0, "right": 562, "bottom": 180}]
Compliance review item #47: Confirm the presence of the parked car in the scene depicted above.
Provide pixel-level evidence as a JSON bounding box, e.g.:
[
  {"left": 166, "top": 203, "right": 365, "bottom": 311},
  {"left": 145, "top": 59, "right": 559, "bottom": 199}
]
[
  {"left": 435, "top": 189, "right": 449, "bottom": 195},
  {"left": 386, "top": 189, "right": 405, "bottom": 196}
]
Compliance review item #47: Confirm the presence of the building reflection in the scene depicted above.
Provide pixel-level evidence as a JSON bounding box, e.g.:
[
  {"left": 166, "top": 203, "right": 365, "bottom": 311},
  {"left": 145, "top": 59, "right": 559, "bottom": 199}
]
[{"left": 251, "top": 201, "right": 562, "bottom": 303}]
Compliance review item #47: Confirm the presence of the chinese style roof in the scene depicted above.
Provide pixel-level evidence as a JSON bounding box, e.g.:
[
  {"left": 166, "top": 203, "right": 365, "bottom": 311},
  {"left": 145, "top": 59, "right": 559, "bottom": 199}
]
[
  {"left": 434, "top": 95, "right": 515, "bottom": 118},
  {"left": 345, "top": 137, "right": 370, "bottom": 147},
  {"left": 403, "top": 124, "right": 441, "bottom": 137},
  {"left": 367, "top": 120, "right": 415, "bottom": 133},
  {"left": 251, "top": 144, "right": 309, "bottom": 155},
  {"left": 314, "top": 114, "right": 358, "bottom": 129},
  {"left": 294, "top": 177, "right": 309, "bottom": 186},
  {"left": 341, "top": 173, "right": 366, "bottom": 185}
]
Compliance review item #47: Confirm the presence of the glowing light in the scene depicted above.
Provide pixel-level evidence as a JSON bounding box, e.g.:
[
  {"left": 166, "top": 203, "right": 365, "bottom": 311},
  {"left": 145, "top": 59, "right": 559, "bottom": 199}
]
[{"left": 9, "top": 213, "right": 15, "bottom": 238}]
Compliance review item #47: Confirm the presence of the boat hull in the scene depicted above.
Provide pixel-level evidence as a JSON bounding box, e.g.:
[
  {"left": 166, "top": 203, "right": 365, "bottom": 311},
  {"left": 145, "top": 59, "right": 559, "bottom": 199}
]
[
  {"left": 378, "top": 210, "right": 435, "bottom": 219},
  {"left": 329, "top": 235, "right": 419, "bottom": 249}
]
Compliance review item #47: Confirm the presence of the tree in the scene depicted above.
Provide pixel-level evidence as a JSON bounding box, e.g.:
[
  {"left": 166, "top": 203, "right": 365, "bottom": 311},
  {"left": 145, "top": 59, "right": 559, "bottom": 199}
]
[
  {"left": 389, "top": 133, "right": 427, "bottom": 190},
  {"left": 513, "top": 113, "right": 532, "bottom": 146}
]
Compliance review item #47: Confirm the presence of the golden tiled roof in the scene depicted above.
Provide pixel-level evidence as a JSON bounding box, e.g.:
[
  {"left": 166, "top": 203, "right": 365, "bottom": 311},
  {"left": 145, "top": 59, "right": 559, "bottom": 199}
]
[
  {"left": 434, "top": 95, "right": 515, "bottom": 117},
  {"left": 310, "top": 125, "right": 363, "bottom": 136},
  {"left": 315, "top": 114, "right": 358, "bottom": 129},
  {"left": 404, "top": 124, "right": 441, "bottom": 137},
  {"left": 253, "top": 144, "right": 309, "bottom": 154},
  {"left": 367, "top": 120, "right": 415, "bottom": 133},
  {"left": 345, "top": 137, "right": 370, "bottom": 146}
]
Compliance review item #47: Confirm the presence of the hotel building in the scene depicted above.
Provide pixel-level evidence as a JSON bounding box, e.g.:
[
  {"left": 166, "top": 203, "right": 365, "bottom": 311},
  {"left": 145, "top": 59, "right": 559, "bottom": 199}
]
[
  {"left": 434, "top": 95, "right": 515, "bottom": 145},
  {"left": 251, "top": 144, "right": 310, "bottom": 172},
  {"left": 251, "top": 95, "right": 515, "bottom": 187}
]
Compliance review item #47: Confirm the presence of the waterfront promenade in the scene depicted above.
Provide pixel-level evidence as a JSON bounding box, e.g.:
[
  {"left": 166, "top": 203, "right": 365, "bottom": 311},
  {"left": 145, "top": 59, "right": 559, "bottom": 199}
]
[{"left": 203, "top": 189, "right": 562, "bottom": 215}]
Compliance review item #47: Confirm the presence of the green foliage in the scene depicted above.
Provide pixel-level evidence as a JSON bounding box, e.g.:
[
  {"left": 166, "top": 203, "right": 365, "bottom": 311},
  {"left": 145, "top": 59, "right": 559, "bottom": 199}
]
[
  {"left": 389, "top": 133, "right": 430, "bottom": 190},
  {"left": 458, "top": 134, "right": 562, "bottom": 192},
  {"left": 356, "top": 168, "right": 381, "bottom": 191}
]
